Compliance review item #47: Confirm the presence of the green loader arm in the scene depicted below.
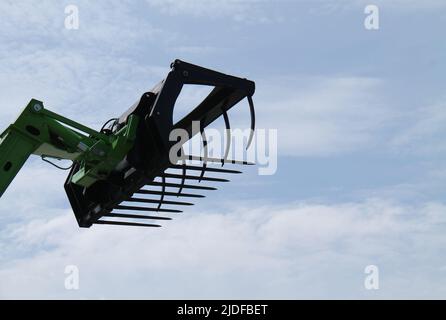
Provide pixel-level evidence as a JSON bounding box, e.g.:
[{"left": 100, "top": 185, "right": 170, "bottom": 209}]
[
  {"left": 0, "top": 99, "right": 139, "bottom": 198},
  {"left": 0, "top": 124, "right": 39, "bottom": 196}
]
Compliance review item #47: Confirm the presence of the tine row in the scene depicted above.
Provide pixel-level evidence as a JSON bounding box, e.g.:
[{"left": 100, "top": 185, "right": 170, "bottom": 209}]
[
  {"left": 147, "top": 181, "right": 217, "bottom": 190},
  {"left": 94, "top": 220, "right": 161, "bottom": 228},
  {"left": 180, "top": 155, "right": 255, "bottom": 166},
  {"left": 169, "top": 164, "right": 241, "bottom": 174},
  {"left": 161, "top": 173, "right": 229, "bottom": 183},
  {"left": 135, "top": 189, "right": 205, "bottom": 198},
  {"left": 127, "top": 197, "right": 194, "bottom": 206},
  {"left": 104, "top": 213, "right": 172, "bottom": 221},
  {"left": 115, "top": 205, "right": 183, "bottom": 213}
]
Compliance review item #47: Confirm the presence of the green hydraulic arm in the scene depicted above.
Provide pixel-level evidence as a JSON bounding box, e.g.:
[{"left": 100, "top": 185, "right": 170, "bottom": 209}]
[{"left": 0, "top": 99, "right": 139, "bottom": 197}]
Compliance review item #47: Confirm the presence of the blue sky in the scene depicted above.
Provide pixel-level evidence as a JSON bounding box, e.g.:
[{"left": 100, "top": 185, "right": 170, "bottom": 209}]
[{"left": 0, "top": 0, "right": 446, "bottom": 299}]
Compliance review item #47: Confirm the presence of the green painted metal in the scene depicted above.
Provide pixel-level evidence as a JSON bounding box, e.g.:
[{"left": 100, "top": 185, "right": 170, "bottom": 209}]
[
  {"left": 0, "top": 127, "right": 39, "bottom": 197},
  {"left": 0, "top": 99, "right": 139, "bottom": 197},
  {"left": 71, "top": 114, "right": 139, "bottom": 187}
]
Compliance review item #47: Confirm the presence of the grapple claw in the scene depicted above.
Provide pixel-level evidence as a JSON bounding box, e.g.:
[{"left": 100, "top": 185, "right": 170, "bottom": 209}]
[
  {"left": 222, "top": 109, "right": 231, "bottom": 167},
  {"left": 60, "top": 59, "right": 255, "bottom": 228},
  {"left": 199, "top": 124, "right": 208, "bottom": 183},
  {"left": 177, "top": 146, "right": 187, "bottom": 197},
  {"left": 246, "top": 95, "right": 256, "bottom": 149}
]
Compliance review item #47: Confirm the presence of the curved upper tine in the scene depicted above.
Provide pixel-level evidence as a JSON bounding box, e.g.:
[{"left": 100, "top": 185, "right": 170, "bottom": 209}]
[
  {"left": 222, "top": 110, "right": 231, "bottom": 167},
  {"left": 177, "top": 146, "right": 186, "bottom": 197},
  {"left": 199, "top": 123, "right": 208, "bottom": 182},
  {"left": 157, "top": 176, "right": 166, "bottom": 210},
  {"left": 247, "top": 95, "right": 256, "bottom": 149}
]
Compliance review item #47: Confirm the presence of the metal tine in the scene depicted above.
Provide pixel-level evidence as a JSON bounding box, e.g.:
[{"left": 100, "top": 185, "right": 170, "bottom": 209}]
[
  {"left": 135, "top": 190, "right": 205, "bottom": 198},
  {"left": 246, "top": 95, "right": 256, "bottom": 149},
  {"left": 147, "top": 181, "right": 217, "bottom": 191},
  {"left": 115, "top": 205, "right": 183, "bottom": 213},
  {"left": 94, "top": 220, "right": 161, "bottom": 228},
  {"left": 222, "top": 108, "right": 231, "bottom": 167},
  {"left": 169, "top": 164, "right": 241, "bottom": 174},
  {"left": 181, "top": 155, "right": 255, "bottom": 166},
  {"left": 127, "top": 197, "right": 194, "bottom": 206},
  {"left": 161, "top": 173, "right": 229, "bottom": 183},
  {"left": 177, "top": 146, "right": 187, "bottom": 197},
  {"left": 105, "top": 213, "right": 172, "bottom": 221},
  {"left": 157, "top": 176, "right": 166, "bottom": 211},
  {"left": 199, "top": 122, "right": 208, "bottom": 182}
]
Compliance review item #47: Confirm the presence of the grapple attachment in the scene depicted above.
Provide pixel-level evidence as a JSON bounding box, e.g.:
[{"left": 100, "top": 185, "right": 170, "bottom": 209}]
[{"left": 64, "top": 60, "right": 256, "bottom": 228}]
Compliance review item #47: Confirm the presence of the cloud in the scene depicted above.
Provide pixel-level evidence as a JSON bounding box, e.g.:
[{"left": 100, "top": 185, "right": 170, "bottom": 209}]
[
  {"left": 248, "top": 75, "right": 445, "bottom": 160},
  {"left": 146, "top": 0, "right": 246, "bottom": 16},
  {"left": 310, "top": 0, "right": 446, "bottom": 13},
  {"left": 0, "top": 1, "right": 178, "bottom": 133},
  {"left": 145, "top": 0, "right": 278, "bottom": 24},
  {"left": 0, "top": 158, "right": 70, "bottom": 223},
  {"left": 251, "top": 76, "right": 394, "bottom": 157},
  {"left": 170, "top": 45, "right": 222, "bottom": 55},
  {"left": 389, "top": 102, "right": 446, "bottom": 155},
  {"left": 144, "top": 0, "right": 446, "bottom": 24},
  {"left": 0, "top": 49, "right": 169, "bottom": 133},
  {"left": 370, "top": 0, "right": 446, "bottom": 10},
  {"left": 1, "top": 198, "right": 446, "bottom": 299}
]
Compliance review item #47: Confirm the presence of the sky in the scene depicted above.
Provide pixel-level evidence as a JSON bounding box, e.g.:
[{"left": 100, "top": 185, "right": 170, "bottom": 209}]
[{"left": 0, "top": 0, "right": 446, "bottom": 299}]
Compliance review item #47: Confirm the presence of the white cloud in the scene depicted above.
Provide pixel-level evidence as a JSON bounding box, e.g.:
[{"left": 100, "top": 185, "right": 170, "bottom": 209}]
[
  {"left": 1, "top": 198, "right": 446, "bottom": 299},
  {"left": 0, "top": 1, "right": 176, "bottom": 132},
  {"left": 0, "top": 49, "right": 169, "bottom": 133},
  {"left": 0, "top": 158, "right": 69, "bottom": 223},
  {"left": 246, "top": 75, "right": 446, "bottom": 159},
  {"left": 370, "top": 0, "right": 446, "bottom": 10},
  {"left": 311, "top": 0, "right": 446, "bottom": 13},
  {"left": 145, "top": 0, "right": 278, "bottom": 24},
  {"left": 146, "top": 0, "right": 247, "bottom": 17},
  {"left": 389, "top": 102, "right": 446, "bottom": 155},
  {"left": 251, "top": 76, "right": 394, "bottom": 157}
]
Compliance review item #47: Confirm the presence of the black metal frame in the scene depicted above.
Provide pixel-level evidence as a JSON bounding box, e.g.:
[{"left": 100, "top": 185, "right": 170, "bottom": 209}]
[{"left": 64, "top": 59, "right": 255, "bottom": 228}]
